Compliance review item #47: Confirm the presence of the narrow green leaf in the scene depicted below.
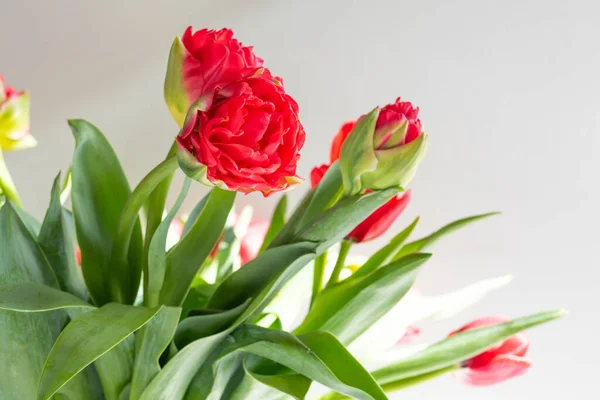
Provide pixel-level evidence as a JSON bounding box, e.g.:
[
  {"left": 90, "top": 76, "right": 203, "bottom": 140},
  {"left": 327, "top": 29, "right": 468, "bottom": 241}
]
[
  {"left": 230, "top": 326, "right": 387, "bottom": 400},
  {"left": 142, "top": 142, "right": 177, "bottom": 304},
  {"left": 69, "top": 119, "right": 144, "bottom": 305},
  {"left": 108, "top": 154, "right": 179, "bottom": 305},
  {"left": 38, "top": 303, "right": 162, "bottom": 400},
  {"left": 145, "top": 178, "right": 191, "bottom": 307},
  {"left": 268, "top": 189, "right": 314, "bottom": 248},
  {"left": 12, "top": 203, "right": 42, "bottom": 236},
  {"left": 130, "top": 306, "right": 182, "bottom": 400},
  {"left": 0, "top": 283, "right": 93, "bottom": 312},
  {"left": 39, "top": 173, "right": 88, "bottom": 300},
  {"left": 186, "top": 343, "right": 243, "bottom": 400},
  {"left": 296, "top": 188, "right": 400, "bottom": 253},
  {"left": 181, "top": 276, "right": 215, "bottom": 317},
  {"left": 55, "top": 364, "right": 104, "bottom": 400},
  {"left": 259, "top": 194, "right": 288, "bottom": 253},
  {"left": 393, "top": 212, "right": 500, "bottom": 260},
  {"left": 372, "top": 309, "right": 566, "bottom": 384},
  {"left": 295, "top": 253, "right": 430, "bottom": 345},
  {"left": 0, "top": 203, "right": 64, "bottom": 400},
  {"left": 182, "top": 192, "right": 209, "bottom": 236},
  {"left": 160, "top": 187, "right": 236, "bottom": 306},
  {"left": 351, "top": 217, "right": 419, "bottom": 280}
]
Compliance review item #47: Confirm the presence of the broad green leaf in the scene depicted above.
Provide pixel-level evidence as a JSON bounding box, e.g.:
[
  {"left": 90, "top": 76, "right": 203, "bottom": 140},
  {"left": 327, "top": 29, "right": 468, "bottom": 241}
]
[
  {"left": 372, "top": 309, "right": 566, "bottom": 385},
  {"left": 185, "top": 340, "right": 242, "bottom": 400},
  {"left": 69, "top": 119, "right": 144, "bottom": 305},
  {"left": 140, "top": 331, "right": 230, "bottom": 400},
  {"left": 351, "top": 217, "right": 419, "bottom": 280},
  {"left": 229, "top": 326, "right": 387, "bottom": 400},
  {"left": 108, "top": 154, "right": 179, "bottom": 305},
  {"left": 181, "top": 276, "right": 215, "bottom": 317},
  {"left": 0, "top": 283, "right": 93, "bottom": 312},
  {"left": 12, "top": 203, "right": 42, "bottom": 236},
  {"left": 38, "top": 303, "right": 161, "bottom": 400},
  {"left": 39, "top": 173, "right": 88, "bottom": 300},
  {"left": 226, "top": 357, "right": 309, "bottom": 400},
  {"left": 55, "top": 364, "right": 104, "bottom": 400},
  {"left": 295, "top": 253, "right": 430, "bottom": 345},
  {"left": 0, "top": 203, "right": 64, "bottom": 400},
  {"left": 259, "top": 194, "right": 288, "bottom": 253},
  {"left": 145, "top": 178, "right": 191, "bottom": 307},
  {"left": 94, "top": 336, "right": 135, "bottom": 400},
  {"left": 160, "top": 187, "right": 236, "bottom": 306},
  {"left": 130, "top": 306, "right": 182, "bottom": 399},
  {"left": 174, "top": 300, "right": 249, "bottom": 350},
  {"left": 268, "top": 190, "right": 314, "bottom": 248},
  {"left": 207, "top": 242, "right": 318, "bottom": 311},
  {"left": 393, "top": 212, "right": 500, "bottom": 260}
]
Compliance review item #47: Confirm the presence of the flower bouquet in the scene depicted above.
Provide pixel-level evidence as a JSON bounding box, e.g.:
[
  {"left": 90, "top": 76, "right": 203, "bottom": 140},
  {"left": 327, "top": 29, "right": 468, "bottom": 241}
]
[{"left": 0, "top": 27, "right": 564, "bottom": 400}]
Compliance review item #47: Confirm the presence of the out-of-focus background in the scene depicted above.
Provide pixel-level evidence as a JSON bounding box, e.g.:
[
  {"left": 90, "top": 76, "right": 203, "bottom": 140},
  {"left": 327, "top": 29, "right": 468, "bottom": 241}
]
[{"left": 1, "top": 0, "right": 597, "bottom": 398}]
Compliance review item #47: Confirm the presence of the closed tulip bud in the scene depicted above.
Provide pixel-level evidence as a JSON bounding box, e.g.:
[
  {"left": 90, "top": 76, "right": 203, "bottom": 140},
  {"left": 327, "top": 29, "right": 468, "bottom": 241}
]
[
  {"left": 339, "top": 98, "right": 428, "bottom": 195},
  {"left": 0, "top": 75, "right": 36, "bottom": 152}
]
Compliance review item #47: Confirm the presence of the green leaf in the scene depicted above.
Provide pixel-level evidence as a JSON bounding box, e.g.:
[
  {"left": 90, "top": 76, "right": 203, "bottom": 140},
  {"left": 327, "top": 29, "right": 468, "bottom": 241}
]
[
  {"left": 145, "top": 178, "right": 191, "bottom": 307},
  {"left": 268, "top": 190, "right": 314, "bottom": 248},
  {"left": 160, "top": 187, "right": 236, "bottom": 306},
  {"left": 393, "top": 212, "right": 500, "bottom": 260},
  {"left": 39, "top": 173, "right": 88, "bottom": 300},
  {"left": 0, "top": 203, "right": 65, "bottom": 400},
  {"left": 230, "top": 326, "right": 387, "bottom": 400},
  {"left": 143, "top": 142, "right": 177, "bottom": 303},
  {"left": 181, "top": 276, "right": 215, "bottom": 317},
  {"left": 108, "top": 154, "right": 179, "bottom": 305},
  {"left": 351, "top": 217, "right": 419, "bottom": 280},
  {"left": 372, "top": 309, "right": 566, "bottom": 385},
  {"left": 294, "top": 162, "right": 343, "bottom": 232},
  {"left": 38, "top": 303, "right": 162, "bottom": 400},
  {"left": 164, "top": 35, "right": 188, "bottom": 127},
  {"left": 297, "top": 187, "right": 400, "bottom": 252},
  {"left": 207, "top": 242, "right": 318, "bottom": 311},
  {"left": 12, "top": 203, "right": 42, "bottom": 236},
  {"left": 94, "top": 336, "right": 135, "bottom": 400},
  {"left": 226, "top": 357, "right": 310, "bottom": 400},
  {"left": 182, "top": 193, "right": 209, "bottom": 236},
  {"left": 55, "top": 364, "right": 104, "bottom": 400},
  {"left": 174, "top": 300, "right": 249, "bottom": 350},
  {"left": 0, "top": 283, "right": 93, "bottom": 312},
  {"left": 130, "top": 306, "right": 182, "bottom": 400},
  {"left": 69, "top": 119, "right": 144, "bottom": 305},
  {"left": 140, "top": 331, "right": 230, "bottom": 400},
  {"left": 295, "top": 253, "right": 430, "bottom": 345},
  {"left": 259, "top": 194, "right": 288, "bottom": 253}
]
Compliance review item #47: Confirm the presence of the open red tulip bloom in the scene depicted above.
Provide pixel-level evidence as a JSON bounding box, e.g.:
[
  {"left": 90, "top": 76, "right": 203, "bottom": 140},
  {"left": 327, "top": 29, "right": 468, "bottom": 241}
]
[{"left": 449, "top": 316, "right": 532, "bottom": 386}]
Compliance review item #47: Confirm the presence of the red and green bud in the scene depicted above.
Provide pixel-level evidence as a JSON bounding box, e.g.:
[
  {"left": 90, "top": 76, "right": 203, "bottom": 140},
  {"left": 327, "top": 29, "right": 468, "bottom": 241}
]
[
  {"left": 339, "top": 98, "right": 428, "bottom": 195},
  {"left": 0, "top": 75, "right": 36, "bottom": 152}
]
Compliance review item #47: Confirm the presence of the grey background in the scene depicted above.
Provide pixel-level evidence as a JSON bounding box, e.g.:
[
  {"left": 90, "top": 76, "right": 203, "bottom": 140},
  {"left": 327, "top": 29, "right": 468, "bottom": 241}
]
[{"left": 1, "top": 0, "right": 597, "bottom": 398}]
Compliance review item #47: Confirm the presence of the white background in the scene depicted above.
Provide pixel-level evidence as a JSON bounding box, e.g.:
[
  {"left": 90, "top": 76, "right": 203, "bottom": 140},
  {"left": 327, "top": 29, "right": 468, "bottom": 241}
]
[{"left": 1, "top": 0, "right": 598, "bottom": 398}]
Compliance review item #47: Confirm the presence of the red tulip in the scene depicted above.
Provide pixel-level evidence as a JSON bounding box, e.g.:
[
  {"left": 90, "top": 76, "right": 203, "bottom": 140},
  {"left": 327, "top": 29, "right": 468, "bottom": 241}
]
[
  {"left": 177, "top": 68, "right": 305, "bottom": 196},
  {"left": 449, "top": 316, "right": 531, "bottom": 386},
  {"left": 164, "top": 27, "right": 264, "bottom": 126}
]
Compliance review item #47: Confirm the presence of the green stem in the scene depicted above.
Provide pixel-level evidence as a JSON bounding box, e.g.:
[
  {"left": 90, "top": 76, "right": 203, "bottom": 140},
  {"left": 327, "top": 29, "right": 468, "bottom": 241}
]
[
  {"left": 326, "top": 240, "right": 352, "bottom": 287},
  {"left": 310, "top": 251, "right": 327, "bottom": 308},
  {"left": 0, "top": 150, "right": 23, "bottom": 207}
]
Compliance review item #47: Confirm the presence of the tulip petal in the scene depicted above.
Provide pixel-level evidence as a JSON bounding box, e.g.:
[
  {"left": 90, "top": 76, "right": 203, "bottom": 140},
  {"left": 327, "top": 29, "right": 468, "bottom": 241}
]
[{"left": 456, "top": 354, "right": 532, "bottom": 386}]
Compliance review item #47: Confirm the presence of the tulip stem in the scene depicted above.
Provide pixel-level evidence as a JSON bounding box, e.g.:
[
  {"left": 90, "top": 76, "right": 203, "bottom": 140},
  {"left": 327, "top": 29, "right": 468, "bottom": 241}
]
[
  {"left": 327, "top": 240, "right": 352, "bottom": 287},
  {"left": 310, "top": 251, "right": 327, "bottom": 308},
  {"left": 0, "top": 150, "right": 23, "bottom": 207}
]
